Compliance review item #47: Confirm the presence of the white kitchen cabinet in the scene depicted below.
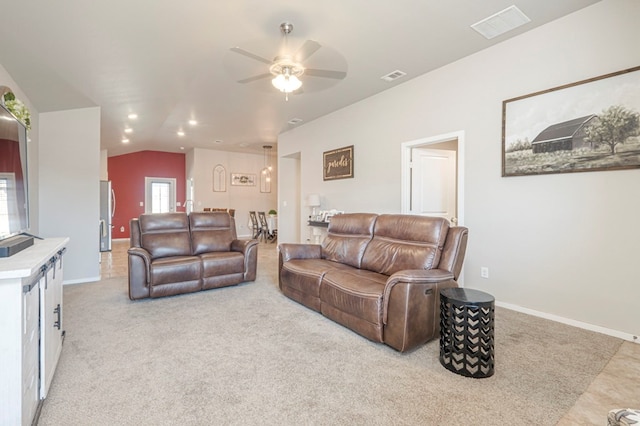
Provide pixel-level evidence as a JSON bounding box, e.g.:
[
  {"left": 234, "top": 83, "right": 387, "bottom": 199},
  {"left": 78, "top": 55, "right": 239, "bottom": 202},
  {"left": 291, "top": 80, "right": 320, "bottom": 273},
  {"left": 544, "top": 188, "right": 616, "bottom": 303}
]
[{"left": 0, "top": 238, "right": 68, "bottom": 426}]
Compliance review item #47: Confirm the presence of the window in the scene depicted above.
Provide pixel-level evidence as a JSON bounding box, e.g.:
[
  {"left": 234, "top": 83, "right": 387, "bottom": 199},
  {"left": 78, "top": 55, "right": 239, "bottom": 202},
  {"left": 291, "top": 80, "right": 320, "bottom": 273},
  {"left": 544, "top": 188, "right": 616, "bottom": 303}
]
[
  {"left": 144, "top": 177, "right": 176, "bottom": 214},
  {"left": 0, "top": 174, "right": 19, "bottom": 237}
]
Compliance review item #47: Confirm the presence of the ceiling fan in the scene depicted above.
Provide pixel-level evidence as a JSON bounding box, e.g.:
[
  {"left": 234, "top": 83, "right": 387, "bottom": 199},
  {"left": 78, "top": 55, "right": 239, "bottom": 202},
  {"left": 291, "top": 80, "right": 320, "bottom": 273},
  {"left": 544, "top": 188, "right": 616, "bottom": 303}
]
[{"left": 230, "top": 22, "right": 347, "bottom": 100}]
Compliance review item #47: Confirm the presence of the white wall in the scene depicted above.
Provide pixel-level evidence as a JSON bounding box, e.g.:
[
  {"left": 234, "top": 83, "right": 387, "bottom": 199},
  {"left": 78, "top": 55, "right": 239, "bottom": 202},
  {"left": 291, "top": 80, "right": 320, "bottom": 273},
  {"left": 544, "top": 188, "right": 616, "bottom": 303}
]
[
  {"left": 39, "top": 107, "right": 101, "bottom": 283},
  {"left": 100, "top": 149, "right": 108, "bottom": 180},
  {"left": 278, "top": 0, "right": 640, "bottom": 340},
  {"left": 186, "top": 148, "right": 278, "bottom": 238}
]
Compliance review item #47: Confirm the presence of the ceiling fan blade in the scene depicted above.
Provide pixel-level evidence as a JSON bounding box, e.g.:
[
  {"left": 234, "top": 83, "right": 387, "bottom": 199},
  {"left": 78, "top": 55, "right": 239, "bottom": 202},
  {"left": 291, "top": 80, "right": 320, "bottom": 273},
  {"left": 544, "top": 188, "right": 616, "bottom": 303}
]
[
  {"left": 230, "top": 47, "right": 273, "bottom": 65},
  {"left": 237, "top": 73, "right": 272, "bottom": 84},
  {"left": 295, "top": 40, "right": 321, "bottom": 62},
  {"left": 304, "top": 69, "right": 347, "bottom": 79}
]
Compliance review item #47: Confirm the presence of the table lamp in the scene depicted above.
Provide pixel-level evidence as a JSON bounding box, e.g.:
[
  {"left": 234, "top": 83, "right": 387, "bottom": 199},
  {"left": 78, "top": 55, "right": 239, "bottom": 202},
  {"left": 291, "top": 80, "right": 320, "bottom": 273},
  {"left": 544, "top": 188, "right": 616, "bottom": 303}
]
[{"left": 308, "top": 194, "right": 321, "bottom": 218}]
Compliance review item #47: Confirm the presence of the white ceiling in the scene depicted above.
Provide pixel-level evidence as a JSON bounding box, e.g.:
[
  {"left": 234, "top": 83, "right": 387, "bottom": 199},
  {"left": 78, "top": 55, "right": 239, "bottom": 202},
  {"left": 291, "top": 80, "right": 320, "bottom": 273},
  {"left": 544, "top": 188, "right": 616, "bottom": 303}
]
[{"left": 0, "top": 0, "right": 600, "bottom": 157}]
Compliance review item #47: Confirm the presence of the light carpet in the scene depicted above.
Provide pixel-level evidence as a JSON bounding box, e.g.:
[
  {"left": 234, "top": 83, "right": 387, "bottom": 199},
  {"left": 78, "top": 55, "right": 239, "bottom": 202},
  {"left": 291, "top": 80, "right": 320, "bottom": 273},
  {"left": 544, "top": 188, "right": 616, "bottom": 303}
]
[{"left": 38, "top": 246, "right": 622, "bottom": 425}]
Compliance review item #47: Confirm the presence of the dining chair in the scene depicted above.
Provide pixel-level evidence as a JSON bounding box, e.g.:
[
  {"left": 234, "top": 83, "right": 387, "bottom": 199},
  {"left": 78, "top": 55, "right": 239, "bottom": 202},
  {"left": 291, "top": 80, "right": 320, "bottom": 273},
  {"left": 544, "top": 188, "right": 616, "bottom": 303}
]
[
  {"left": 258, "top": 211, "right": 276, "bottom": 243},
  {"left": 249, "top": 211, "right": 261, "bottom": 239}
]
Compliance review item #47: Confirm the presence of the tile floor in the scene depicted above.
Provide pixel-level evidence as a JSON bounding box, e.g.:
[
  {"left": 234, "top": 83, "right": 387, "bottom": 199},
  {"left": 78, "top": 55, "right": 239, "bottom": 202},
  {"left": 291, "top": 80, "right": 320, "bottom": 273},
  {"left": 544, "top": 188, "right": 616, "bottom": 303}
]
[
  {"left": 99, "top": 239, "right": 129, "bottom": 279},
  {"left": 101, "top": 239, "right": 640, "bottom": 425}
]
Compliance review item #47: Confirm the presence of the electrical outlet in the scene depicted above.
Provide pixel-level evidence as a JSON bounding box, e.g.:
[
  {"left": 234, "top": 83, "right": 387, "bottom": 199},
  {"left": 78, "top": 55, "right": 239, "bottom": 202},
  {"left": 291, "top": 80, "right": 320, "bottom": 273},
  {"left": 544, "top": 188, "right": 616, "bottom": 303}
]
[{"left": 480, "top": 267, "right": 489, "bottom": 279}]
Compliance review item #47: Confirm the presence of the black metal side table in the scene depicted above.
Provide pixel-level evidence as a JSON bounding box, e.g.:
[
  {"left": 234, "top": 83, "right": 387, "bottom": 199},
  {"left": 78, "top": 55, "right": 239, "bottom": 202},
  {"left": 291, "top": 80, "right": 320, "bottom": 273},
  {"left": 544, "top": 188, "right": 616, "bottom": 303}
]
[{"left": 439, "top": 287, "right": 495, "bottom": 378}]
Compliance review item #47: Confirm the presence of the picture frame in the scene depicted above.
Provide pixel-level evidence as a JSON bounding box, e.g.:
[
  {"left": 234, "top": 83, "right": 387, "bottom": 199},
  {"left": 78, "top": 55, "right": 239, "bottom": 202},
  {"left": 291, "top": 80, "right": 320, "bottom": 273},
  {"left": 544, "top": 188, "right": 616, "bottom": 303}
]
[
  {"left": 230, "top": 173, "right": 256, "bottom": 186},
  {"left": 323, "top": 145, "right": 354, "bottom": 180},
  {"left": 502, "top": 65, "right": 640, "bottom": 177},
  {"left": 317, "top": 209, "right": 344, "bottom": 222}
]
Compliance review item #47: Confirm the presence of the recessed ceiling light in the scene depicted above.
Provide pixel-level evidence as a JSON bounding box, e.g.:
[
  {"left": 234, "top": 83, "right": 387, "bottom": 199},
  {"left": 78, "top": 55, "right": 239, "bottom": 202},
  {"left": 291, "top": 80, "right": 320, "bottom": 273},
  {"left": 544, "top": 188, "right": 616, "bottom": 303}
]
[
  {"left": 122, "top": 138, "right": 130, "bottom": 143},
  {"left": 177, "top": 130, "right": 185, "bottom": 137},
  {"left": 214, "top": 140, "right": 223, "bottom": 144},
  {"left": 188, "top": 119, "right": 197, "bottom": 126},
  {"left": 471, "top": 5, "right": 531, "bottom": 40},
  {"left": 180, "top": 146, "right": 185, "bottom": 150},
  {"left": 288, "top": 118, "right": 303, "bottom": 125},
  {"left": 124, "top": 128, "right": 133, "bottom": 133},
  {"left": 128, "top": 113, "right": 138, "bottom": 120}
]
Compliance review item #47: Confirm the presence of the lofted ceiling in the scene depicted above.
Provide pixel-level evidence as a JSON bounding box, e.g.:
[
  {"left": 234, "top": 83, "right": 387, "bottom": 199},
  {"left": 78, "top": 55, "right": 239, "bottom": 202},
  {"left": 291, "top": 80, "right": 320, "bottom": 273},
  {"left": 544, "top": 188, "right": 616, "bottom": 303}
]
[{"left": 0, "top": 0, "right": 601, "bottom": 157}]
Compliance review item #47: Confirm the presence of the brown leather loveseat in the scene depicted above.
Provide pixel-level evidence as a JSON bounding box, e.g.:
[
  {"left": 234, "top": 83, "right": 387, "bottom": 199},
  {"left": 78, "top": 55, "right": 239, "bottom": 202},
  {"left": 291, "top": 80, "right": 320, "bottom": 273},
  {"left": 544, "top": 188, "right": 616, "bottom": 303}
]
[
  {"left": 278, "top": 213, "right": 468, "bottom": 352},
  {"left": 128, "top": 212, "right": 258, "bottom": 300}
]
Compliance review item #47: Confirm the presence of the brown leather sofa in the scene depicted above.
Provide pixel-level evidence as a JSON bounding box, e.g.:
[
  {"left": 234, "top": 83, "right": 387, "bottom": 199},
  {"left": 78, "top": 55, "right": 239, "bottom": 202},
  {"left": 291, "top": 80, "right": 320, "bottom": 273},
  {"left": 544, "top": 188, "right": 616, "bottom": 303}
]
[
  {"left": 128, "top": 212, "right": 258, "bottom": 300},
  {"left": 278, "top": 213, "right": 468, "bottom": 352}
]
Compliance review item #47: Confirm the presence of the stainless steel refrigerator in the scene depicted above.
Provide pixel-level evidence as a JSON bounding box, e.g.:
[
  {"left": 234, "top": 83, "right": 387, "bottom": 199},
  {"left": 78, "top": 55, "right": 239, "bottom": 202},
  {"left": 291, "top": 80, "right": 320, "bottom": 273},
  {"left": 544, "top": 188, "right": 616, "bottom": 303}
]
[{"left": 99, "top": 180, "right": 115, "bottom": 252}]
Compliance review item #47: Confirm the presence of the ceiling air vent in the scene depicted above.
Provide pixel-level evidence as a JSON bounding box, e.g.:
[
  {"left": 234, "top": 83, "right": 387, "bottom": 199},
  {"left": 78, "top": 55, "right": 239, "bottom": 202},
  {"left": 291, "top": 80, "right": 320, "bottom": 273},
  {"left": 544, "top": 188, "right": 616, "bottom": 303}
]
[
  {"left": 381, "top": 70, "right": 407, "bottom": 82},
  {"left": 471, "top": 5, "right": 531, "bottom": 40},
  {"left": 288, "top": 118, "right": 303, "bottom": 125}
]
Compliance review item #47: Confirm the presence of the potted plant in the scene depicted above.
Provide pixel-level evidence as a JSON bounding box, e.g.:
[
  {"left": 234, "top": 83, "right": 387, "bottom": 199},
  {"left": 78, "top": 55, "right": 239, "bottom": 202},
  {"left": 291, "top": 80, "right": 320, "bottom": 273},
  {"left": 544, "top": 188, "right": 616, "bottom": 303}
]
[
  {"left": 1, "top": 89, "right": 31, "bottom": 130},
  {"left": 268, "top": 209, "right": 277, "bottom": 216}
]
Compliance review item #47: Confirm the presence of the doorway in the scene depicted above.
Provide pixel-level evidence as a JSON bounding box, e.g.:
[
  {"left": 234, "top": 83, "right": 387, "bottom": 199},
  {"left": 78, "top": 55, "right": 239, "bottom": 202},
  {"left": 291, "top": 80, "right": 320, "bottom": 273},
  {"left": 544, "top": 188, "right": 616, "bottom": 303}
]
[
  {"left": 144, "top": 177, "right": 177, "bottom": 213},
  {"left": 401, "top": 131, "right": 465, "bottom": 226},
  {"left": 279, "top": 152, "right": 301, "bottom": 243}
]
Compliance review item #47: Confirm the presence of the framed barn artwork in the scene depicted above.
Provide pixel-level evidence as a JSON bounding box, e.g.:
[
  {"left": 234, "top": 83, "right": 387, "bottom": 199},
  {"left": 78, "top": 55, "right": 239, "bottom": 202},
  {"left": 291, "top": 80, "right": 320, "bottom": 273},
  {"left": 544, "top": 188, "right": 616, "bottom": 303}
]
[{"left": 502, "top": 65, "right": 640, "bottom": 177}]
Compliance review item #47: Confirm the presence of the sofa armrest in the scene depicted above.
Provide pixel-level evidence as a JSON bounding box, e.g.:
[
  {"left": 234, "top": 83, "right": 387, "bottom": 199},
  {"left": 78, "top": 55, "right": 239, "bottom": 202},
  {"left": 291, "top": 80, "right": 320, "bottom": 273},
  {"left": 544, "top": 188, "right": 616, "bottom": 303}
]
[
  {"left": 230, "top": 239, "right": 259, "bottom": 282},
  {"left": 231, "top": 238, "right": 259, "bottom": 254},
  {"left": 386, "top": 269, "right": 454, "bottom": 286},
  {"left": 278, "top": 243, "right": 322, "bottom": 274},
  {"left": 381, "top": 269, "right": 458, "bottom": 352},
  {"left": 128, "top": 247, "right": 152, "bottom": 300},
  {"left": 383, "top": 269, "right": 454, "bottom": 322},
  {"left": 278, "top": 243, "right": 322, "bottom": 262}
]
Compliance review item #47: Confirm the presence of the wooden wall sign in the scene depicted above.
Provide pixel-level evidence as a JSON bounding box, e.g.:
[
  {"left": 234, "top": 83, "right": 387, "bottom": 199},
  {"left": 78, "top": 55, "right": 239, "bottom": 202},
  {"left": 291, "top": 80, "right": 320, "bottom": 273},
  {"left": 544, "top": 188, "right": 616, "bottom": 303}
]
[{"left": 323, "top": 145, "right": 354, "bottom": 180}]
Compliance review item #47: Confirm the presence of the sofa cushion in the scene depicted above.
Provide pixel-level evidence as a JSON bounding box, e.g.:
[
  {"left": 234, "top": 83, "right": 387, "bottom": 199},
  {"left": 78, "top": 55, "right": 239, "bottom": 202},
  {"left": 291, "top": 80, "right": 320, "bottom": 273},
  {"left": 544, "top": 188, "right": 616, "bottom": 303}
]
[
  {"left": 361, "top": 214, "right": 449, "bottom": 275},
  {"left": 149, "top": 256, "right": 201, "bottom": 286},
  {"left": 189, "top": 212, "right": 236, "bottom": 254},
  {"left": 200, "top": 252, "right": 245, "bottom": 277},
  {"left": 281, "top": 259, "right": 353, "bottom": 297},
  {"left": 139, "top": 213, "right": 192, "bottom": 260},
  {"left": 320, "top": 268, "right": 387, "bottom": 342},
  {"left": 322, "top": 213, "right": 377, "bottom": 269}
]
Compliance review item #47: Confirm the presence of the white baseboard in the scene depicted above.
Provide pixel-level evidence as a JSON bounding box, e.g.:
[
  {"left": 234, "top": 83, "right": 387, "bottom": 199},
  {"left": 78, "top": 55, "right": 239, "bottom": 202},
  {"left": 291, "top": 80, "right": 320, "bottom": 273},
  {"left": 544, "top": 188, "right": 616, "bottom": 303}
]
[
  {"left": 497, "top": 301, "right": 639, "bottom": 344},
  {"left": 63, "top": 276, "right": 101, "bottom": 285}
]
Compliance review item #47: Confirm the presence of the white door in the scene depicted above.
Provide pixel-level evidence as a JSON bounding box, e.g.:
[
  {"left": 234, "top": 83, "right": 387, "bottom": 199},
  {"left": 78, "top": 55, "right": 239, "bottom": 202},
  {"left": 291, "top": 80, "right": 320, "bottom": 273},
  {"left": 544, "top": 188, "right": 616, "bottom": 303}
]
[
  {"left": 409, "top": 148, "right": 457, "bottom": 224},
  {"left": 144, "top": 177, "right": 176, "bottom": 213},
  {"left": 40, "top": 256, "right": 63, "bottom": 399}
]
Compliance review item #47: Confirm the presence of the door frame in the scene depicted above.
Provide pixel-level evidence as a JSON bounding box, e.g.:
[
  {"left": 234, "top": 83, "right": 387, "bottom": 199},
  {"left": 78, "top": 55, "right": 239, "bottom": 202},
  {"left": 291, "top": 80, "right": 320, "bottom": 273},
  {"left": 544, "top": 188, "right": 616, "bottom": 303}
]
[{"left": 401, "top": 130, "right": 465, "bottom": 226}]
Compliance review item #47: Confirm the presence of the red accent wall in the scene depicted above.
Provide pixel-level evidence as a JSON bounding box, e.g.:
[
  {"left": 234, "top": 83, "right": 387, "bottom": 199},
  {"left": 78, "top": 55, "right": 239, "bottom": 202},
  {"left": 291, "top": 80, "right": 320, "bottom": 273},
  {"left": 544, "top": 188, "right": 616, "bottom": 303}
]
[
  {"left": 108, "top": 151, "right": 186, "bottom": 239},
  {"left": 0, "top": 139, "right": 27, "bottom": 231}
]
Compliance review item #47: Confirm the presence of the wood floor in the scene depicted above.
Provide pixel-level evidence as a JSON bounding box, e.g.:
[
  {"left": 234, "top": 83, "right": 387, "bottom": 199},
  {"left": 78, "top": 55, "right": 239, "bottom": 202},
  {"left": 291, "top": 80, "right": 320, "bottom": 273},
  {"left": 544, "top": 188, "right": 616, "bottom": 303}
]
[{"left": 100, "top": 239, "right": 640, "bottom": 424}]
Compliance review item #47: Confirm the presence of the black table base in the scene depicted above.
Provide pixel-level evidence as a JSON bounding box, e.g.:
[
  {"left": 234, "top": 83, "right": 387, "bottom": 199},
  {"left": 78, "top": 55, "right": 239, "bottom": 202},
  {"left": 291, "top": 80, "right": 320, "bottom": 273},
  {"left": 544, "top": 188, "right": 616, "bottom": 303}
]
[{"left": 439, "top": 288, "right": 495, "bottom": 378}]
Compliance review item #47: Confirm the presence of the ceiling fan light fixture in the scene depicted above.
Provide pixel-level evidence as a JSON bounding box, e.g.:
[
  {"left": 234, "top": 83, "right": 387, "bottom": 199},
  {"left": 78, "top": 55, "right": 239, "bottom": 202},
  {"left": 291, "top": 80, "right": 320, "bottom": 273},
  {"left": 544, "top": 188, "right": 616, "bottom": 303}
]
[
  {"left": 229, "top": 21, "right": 346, "bottom": 100},
  {"left": 270, "top": 61, "right": 304, "bottom": 94},
  {"left": 271, "top": 73, "right": 302, "bottom": 93}
]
